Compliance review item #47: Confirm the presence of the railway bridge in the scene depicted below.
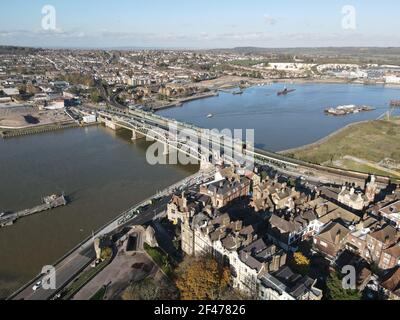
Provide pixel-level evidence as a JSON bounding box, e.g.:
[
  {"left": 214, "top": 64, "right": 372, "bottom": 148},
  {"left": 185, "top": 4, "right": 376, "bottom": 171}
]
[{"left": 78, "top": 107, "right": 392, "bottom": 188}]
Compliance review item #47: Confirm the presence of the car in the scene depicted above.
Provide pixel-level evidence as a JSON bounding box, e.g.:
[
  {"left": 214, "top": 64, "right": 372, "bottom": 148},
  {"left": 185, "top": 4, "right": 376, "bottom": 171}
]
[
  {"left": 32, "top": 280, "right": 42, "bottom": 291},
  {"left": 91, "top": 259, "right": 101, "bottom": 268}
]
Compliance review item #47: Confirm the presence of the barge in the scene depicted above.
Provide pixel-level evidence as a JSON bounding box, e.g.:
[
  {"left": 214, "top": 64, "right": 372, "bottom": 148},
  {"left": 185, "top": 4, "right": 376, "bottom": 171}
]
[{"left": 324, "top": 105, "right": 375, "bottom": 116}]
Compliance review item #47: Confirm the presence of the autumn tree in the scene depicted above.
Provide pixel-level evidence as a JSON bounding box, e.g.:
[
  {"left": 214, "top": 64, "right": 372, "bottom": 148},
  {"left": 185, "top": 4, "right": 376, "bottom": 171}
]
[
  {"left": 175, "top": 256, "right": 231, "bottom": 300},
  {"left": 291, "top": 252, "right": 311, "bottom": 276}
]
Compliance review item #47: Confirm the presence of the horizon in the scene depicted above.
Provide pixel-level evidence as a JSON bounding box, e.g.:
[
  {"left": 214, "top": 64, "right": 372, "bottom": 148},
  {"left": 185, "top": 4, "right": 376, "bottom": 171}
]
[
  {"left": 1, "top": 0, "right": 400, "bottom": 48},
  {"left": 3, "top": 45, "right": 400, "bottom": 51}
]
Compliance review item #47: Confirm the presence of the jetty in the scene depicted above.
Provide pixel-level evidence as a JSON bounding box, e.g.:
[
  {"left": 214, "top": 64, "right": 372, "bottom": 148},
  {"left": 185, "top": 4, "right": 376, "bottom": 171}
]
[{"left": 0, "top": 194, "right": 68, "bottom": 228}]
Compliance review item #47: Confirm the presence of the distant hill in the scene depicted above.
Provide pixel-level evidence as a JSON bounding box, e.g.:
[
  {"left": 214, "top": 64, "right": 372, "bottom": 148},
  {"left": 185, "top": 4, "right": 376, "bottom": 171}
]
[
  {"left": 214, "top": 47, "right": 400, "bottom": 64},
  {"left": 0, "top": 46, "right": 43, "bottom": 55}
]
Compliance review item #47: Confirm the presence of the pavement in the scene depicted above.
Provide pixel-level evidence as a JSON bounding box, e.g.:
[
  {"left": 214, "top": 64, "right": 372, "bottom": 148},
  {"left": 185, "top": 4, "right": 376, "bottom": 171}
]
[
  {"left": 73, "top": 252, "right": 157, "bottom": 300},
  {"left": 11, "top": 170, "right": 211, "bottom": 300},
  {"left": 11, "top": 199, "right": 169, "bottom": 300}
]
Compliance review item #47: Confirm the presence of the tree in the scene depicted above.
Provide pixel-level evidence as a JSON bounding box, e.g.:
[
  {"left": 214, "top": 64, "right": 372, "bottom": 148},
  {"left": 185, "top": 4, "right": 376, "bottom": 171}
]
[
  {"left": 325, "top": 272, "right": 362, "bottom": 300},
  {"left": 18, "top": 84, "right": 27, "bottom": 95},
  {"left": 90, "top": 89, "right": 103, "bottom": 103},
  {"left": 291, "top": 252, "right": 310, "bottom": 276},
  {"left": 100, "top": 247, "right": 113, "bottom": 261},
  {"left": 175, "top": 256, "right": 231, "bottom": 300},
  {"left": 122, "top": 278, "right": 174, "bottom": 300}
]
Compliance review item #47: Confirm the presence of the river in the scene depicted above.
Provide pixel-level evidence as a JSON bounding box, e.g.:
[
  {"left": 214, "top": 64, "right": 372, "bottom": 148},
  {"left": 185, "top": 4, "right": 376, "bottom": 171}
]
[
  {"left": 0, "top": 126, "right": 197, "bottom": 298},
  {"left": 158, "top": 83, "right": 400, "bottom": 151},
  {"left": 1, "top": 82, "right": 400, "bottom": 298}
]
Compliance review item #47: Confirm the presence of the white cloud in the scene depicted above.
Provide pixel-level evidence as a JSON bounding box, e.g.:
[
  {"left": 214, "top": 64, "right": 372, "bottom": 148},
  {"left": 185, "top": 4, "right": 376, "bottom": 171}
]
[{"left": 264, "top": 14, "right": 277, "bottom": 26}]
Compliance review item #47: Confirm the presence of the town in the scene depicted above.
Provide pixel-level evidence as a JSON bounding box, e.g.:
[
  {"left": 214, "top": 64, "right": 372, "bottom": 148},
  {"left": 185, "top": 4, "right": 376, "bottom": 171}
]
[
  {"left": 2, "top": 47, "right": 400, "bottom": 127},
  {"left": 1, "top": 45, "right": 400, "bottom": 301}
]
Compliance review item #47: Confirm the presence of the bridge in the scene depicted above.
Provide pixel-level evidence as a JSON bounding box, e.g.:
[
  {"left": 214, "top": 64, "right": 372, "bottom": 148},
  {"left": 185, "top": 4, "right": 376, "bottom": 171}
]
[{"left": 77, "top": 106, "right": 392, "bottom": 188}]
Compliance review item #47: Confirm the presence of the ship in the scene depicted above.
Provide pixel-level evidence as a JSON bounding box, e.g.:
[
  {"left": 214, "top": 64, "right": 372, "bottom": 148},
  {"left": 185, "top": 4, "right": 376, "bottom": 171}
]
[
  {"left": 277, "top": 87, "right": 296, "bottom": 96},
  {"left": 207, "top": 114, "right": 214, "bottom": 118}
]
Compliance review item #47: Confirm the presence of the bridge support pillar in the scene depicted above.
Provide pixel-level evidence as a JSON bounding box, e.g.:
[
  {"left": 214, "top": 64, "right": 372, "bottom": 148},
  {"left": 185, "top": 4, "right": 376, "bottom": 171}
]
[
  {"left": 131, "top": 130, "right": 145, "bottom": 141},
  {"left": 162, "top": 142, "right": 169, "bottom": 155},
  {"left": 200, "top": 154, "right": 214, "bottom": 171},
  {"left": 105, "top": 120, "right": 118, "bottom": 131}
]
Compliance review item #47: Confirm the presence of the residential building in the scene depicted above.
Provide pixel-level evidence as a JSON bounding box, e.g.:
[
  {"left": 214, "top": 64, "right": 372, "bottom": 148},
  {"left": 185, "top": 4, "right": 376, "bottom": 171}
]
[
  {"left": 379, "top": 200, "right": 400, "bottom": 229},
  {"left": 313, "top": 222, "right": 350, "bottom": 261},
  {"left": 166, "top": 191, "right": 210, "bottom": 224},
  {"left": 380, "top": 267, "right": 400, "bottom": 300},
  {"left": 364, "top": 225, "right": 399, "bottom": 266},
  {"left": 200, "top": 177, "right": 250, "bottom": 209},
  {"left": 258, "top": 266, "right": 322, "bottom": 300}
]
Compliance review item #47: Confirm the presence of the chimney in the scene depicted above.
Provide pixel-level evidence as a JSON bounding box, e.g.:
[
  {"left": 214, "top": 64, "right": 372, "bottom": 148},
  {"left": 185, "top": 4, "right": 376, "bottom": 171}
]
[
  {"left": 335, "top": 229, "right": 341, "bottom": 245},
  {"left": 384, "top": 235, "right": 391, "bottom": 246}
]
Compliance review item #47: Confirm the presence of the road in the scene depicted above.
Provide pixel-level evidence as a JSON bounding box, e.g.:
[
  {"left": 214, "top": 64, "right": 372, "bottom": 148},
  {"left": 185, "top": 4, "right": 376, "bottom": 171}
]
[
  {"left": 12, "top": 198, "right": 170, "bottom": 300},
  {"left": 10, "top": 170, "right": 212, "bottom": 300}
]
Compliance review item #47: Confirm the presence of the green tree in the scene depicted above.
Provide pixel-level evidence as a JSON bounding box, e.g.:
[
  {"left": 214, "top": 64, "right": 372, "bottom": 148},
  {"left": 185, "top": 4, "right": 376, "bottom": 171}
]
[
  {"left": 18, "top": 84, "right": 27, "bottom": 95},
  {"left": 122, "top": 278, "right": 174, "bottom": 300},
  {"left": 90, "top": 89, "right": 103, "bottom": 103},
  {"left": 325, "top": 272, "right": 362, "bottom": 300},
  {"left": 100, "top": 247, "right": 113, "bottom": 261}
]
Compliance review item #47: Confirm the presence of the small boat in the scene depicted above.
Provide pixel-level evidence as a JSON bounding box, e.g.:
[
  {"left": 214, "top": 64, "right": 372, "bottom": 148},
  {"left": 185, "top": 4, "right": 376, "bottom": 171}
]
[
  {"left": 233, "top": 90, "right": 244, "bottom": 95},
  {"left": 207, "top": 114, "right": 214, "bottom": 118},
  {"left": 277, "top": 87, "right": 296, "bottom": 96}
]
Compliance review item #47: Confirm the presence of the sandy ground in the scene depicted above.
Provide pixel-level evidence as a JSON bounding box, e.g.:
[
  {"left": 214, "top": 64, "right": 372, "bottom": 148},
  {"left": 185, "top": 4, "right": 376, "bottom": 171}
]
[{"left": 0, "top": 105, "right": 71, "bottom": 129}]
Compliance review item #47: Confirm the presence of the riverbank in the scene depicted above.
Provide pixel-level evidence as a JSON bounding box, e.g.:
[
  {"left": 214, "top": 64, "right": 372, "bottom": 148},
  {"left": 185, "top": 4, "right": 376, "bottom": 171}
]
[
  {"left": 0, "top": 121, "right": 97, "bottom": 139},
  {"left": 152, "top": 91, "right": 219, "bottom": 111},
  {"left": 196, "top": 75, "right": 400, "bottom": 91},
  {"left": 282, "top": 118, "right": 400, "bottom": 178}
]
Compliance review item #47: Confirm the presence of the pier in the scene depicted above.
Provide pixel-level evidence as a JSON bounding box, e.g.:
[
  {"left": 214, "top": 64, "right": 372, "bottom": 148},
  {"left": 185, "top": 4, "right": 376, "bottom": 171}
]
[{"left": 0, "top": 194, "right": 67, "bottom": 228}]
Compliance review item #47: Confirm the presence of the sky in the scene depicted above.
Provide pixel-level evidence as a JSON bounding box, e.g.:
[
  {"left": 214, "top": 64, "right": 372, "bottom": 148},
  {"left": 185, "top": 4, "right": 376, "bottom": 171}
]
[{"left": 0, "top": 0, "right": 399, "bottom": 48}]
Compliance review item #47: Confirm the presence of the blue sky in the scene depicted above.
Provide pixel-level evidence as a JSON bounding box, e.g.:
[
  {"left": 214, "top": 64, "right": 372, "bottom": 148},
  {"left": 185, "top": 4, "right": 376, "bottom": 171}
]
[{"left": 0, "top": 0, "right": 399, "bottom": 48}]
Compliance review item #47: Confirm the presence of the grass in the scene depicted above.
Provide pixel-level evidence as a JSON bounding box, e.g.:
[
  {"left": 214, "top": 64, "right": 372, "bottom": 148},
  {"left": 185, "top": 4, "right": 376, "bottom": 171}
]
[
  {"left": 62, "top": 258, "right": 110, "bottom": 300},
  {"left": 90, "top": 286, "right": 107, "bottom": 300},
  {"left": 144, "top": 243, "right": 174, "bottom": 278},
  {"left": 336, "top": 159, "right": 395, "bottom": 177},
  {"left": 287, "top": 119, "right": 400, "bottom": 178}
]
